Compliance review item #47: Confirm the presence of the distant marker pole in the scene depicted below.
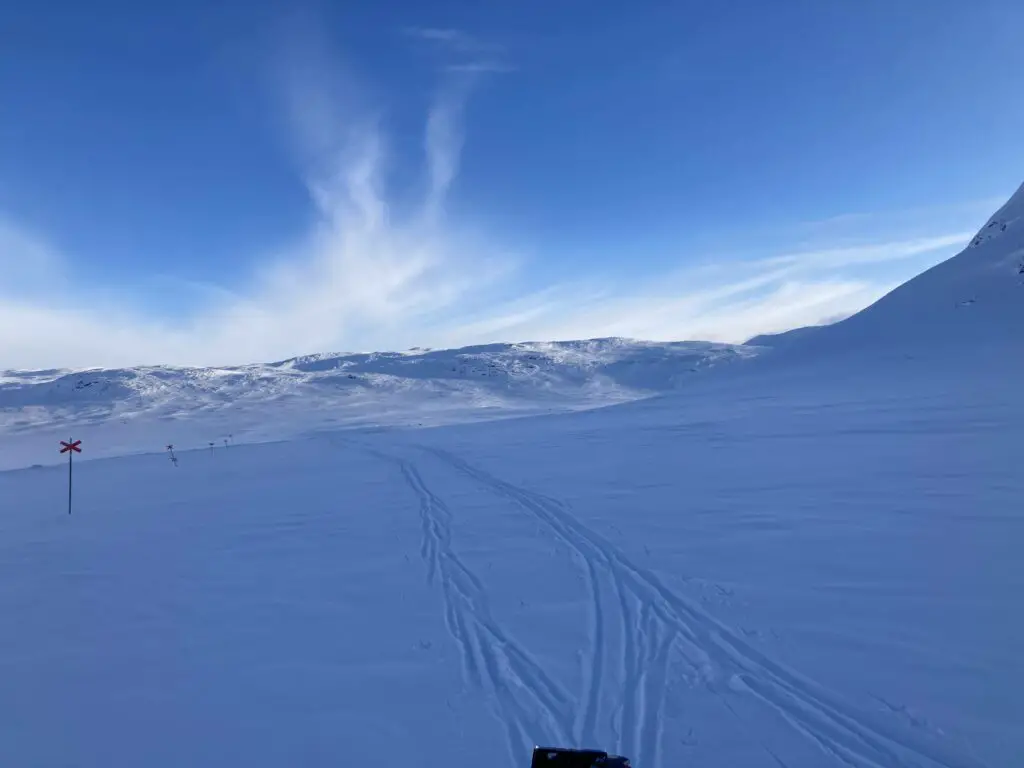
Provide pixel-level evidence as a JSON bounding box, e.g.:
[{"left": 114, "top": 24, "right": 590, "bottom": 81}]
[{"left": 59, "top": 439, "right": 82, "bottom": 515}]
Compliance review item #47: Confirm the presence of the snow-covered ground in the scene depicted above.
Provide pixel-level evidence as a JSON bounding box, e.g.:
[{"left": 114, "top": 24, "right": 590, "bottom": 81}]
[
  {"left": 2, "top": 360, "right": 1020, "bottom": 767},
  {"left": 0, "top": 184, "right": 1022, "bottom": 767}
]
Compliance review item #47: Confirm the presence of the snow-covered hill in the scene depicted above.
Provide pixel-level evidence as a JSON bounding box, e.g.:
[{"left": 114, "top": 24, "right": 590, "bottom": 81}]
[
  {"left": 0, "top": 339, "right": 755, "bottom": 470},
  {"left": 758, "top": 181, "right": 1024, "bottom": 362}
]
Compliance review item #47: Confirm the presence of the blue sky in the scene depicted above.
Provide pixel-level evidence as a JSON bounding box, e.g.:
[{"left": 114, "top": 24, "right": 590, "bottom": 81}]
[{"left": 1, "top": 0, "right": 1022, "bottom": 368}]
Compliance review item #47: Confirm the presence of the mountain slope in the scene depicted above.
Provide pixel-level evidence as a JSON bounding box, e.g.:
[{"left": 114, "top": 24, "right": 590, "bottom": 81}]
[{"left": 774, "top": 182, "right": 1024, "bottom": 360}]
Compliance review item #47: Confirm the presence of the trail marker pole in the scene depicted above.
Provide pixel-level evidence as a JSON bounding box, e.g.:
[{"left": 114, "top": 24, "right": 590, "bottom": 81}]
[{"left": 59, "top": 439, "right": 82, "bottom": 515}]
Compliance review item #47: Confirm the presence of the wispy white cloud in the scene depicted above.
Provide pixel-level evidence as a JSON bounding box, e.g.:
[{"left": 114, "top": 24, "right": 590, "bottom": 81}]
[
  {"left": 758, "top": 233, "right": 972, "bottom": 270},
  {"left": 0, "top": 218, "right": 66, "bottom": 295},
  {"left": 416, "top": 230, "right": 967, "bottom": 349},
  {"left": 403, "top": 25, "right": 515, "bottom": 76},
  {"left": 404, "top": 27, "right": 466, "bottom": 45},
  {"left": 792, "top": 197, "right": 1008, "bottom": 238},
  {"left": 0, "top": 37, "right": 977, "bottom": 371},
  {"left": 424, "top": 84, "right": 466, "bottom": 219},
  {"left": 0, "top": 201, "right": 970, "bottom": 370},
  {"left": 403, "top": 26, "right": 502, "bottom": 55},
  {"left": 444, "top": 62, "right": 517, "bottom": 74},
  {"left": 0, "top": 39, "right": 511, "bottom": 369}
]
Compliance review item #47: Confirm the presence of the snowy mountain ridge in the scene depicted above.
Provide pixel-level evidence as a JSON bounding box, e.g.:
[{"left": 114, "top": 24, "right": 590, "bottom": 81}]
[
  {"left": 0, "top": 338, "right": 756, "bottom": 469},
  {"left": 749, "top": 181, "right": 1024, "bottom": 359},
  {"left": 0, "top": 338, "right": 753, "bottom": 406},
  {"left": 969, "top": 179, "right": 1024, "bottom": 249}
]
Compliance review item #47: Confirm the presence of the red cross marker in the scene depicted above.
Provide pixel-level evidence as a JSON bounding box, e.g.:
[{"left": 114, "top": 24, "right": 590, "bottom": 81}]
[{"left": 59, "top": 438, "right": 82, "bottom": 514}]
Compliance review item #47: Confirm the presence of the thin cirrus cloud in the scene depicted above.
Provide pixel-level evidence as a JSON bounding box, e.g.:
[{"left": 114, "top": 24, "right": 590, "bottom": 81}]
[
  {"left": 416, "top": 231, "right": 972, "bottom": 349},
  {"left": 403, "top": 26, "right": 516, "bottom": 74},
  {"left": 0, "top": 32, "right": 975, "bottom": 372}
]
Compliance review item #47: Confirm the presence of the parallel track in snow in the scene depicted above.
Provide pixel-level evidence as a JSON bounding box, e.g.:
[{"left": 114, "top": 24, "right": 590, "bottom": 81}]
[
  {"left": 422, "top": 446, "right": 981, "bottom": 768},
  {"left": 362, "top": 445, "right": 576, "bottom": 765}
]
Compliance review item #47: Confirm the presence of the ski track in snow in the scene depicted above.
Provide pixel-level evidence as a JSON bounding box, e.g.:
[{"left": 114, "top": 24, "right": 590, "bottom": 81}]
[
  {"left": 418, "top": 445, "right": 983, "bottom": 768},
  {"left": 356, "top": 443, "right": 576, "bottom": 765}
]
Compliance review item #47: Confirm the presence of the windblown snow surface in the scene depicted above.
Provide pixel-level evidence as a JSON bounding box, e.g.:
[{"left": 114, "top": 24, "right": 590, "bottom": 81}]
[{"left": 1, "top": 185, "right": 1023, "bottom": 767}]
